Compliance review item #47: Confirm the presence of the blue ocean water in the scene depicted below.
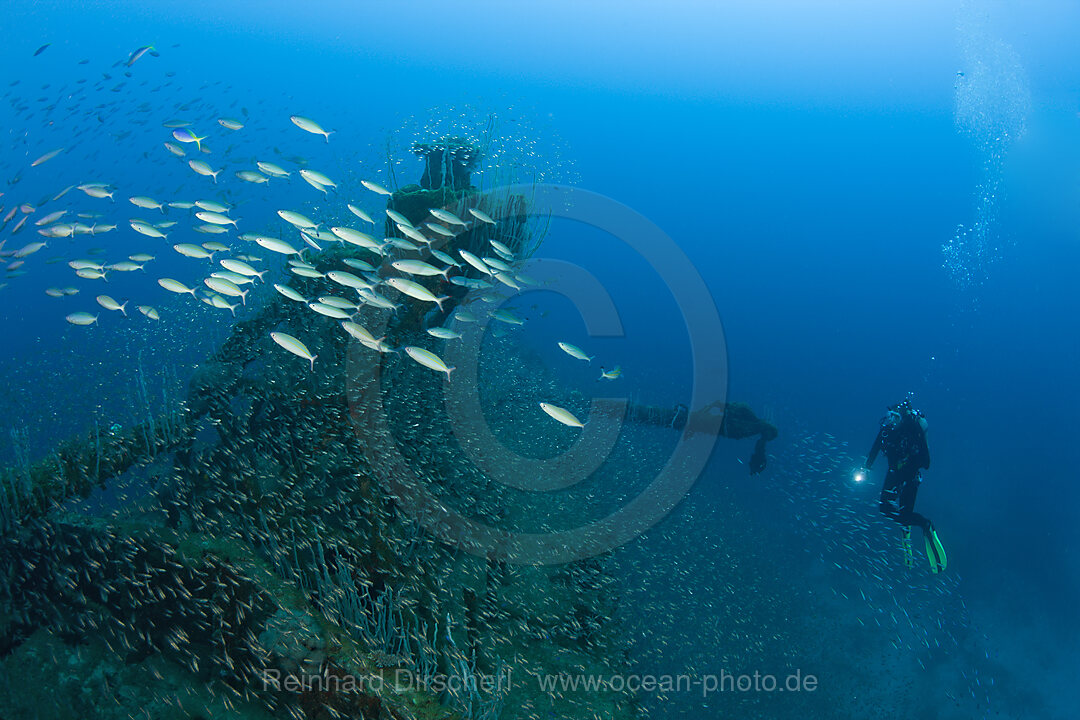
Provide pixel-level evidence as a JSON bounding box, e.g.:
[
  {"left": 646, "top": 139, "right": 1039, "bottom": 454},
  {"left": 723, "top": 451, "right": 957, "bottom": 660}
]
[{"left": 1, "top": 1, "right": 1078, "bottom": 718}]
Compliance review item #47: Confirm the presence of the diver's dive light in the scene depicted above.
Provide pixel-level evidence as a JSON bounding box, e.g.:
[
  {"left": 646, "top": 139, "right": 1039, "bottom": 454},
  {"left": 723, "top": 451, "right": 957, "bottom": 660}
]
[{"left": 853, "top": 468, "right": 867, "bottom": 483}]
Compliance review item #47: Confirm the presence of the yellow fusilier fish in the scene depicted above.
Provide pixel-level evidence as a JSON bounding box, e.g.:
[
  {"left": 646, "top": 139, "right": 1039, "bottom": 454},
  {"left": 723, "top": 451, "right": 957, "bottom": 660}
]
[
  {"left": 273, "top": 284, "right": 307, "bottom": 303},
  {"left": 257, "top": 161, "right": 290, "bottom": 178},
  {"left": 90, "top": 224, "right": 116, "bottom": 235},
  {"left": 210, "top": 270, "right": 252, "bottom": 285},
  {"left": 343, "top": 258, "right": 377, "bottom": 272},
  {"left": 300, "top": 168, "right": 336, "bottom": 188},
  {"left": 398, "top": 224, "right": 431, "bottom": 246},
  {"left": 458, "top": 249, "right": 492, "bottom": 276},
  {"left": 271, "top": 331, "right": 317, "bottom": 370},
  {"left": 65, "top": 312, "right": 98, "bottom": 326},
  {"left": 490, "top": 239, "right": 514, "bottom": 258},
  {"left": 138, "top": 305, "right": 160, "bottom": 320},
  {"left": 424, "top": 222, "right": 456, "bottom": 238},
  {"left": 291, "top": 267, "right": 324, "bottom": 279},
  {"left": 195, "top": 200, "right": 230, "bottom": 213},
  {"left": 96, "top": 295, "right": 128, "bottom": 315},
  {"left": 361, "top": 179, "right": 391, "bottom": 196},
  {"left": 13, "top": 241, "right": 47, "bottom": 258},
  {"left": 539, "top": 402, "right": 585, "bottom": 428},
  {"left": 301, "top": 173, "right": 330, "bottom": 194},
  {"left": 599, "top": 365, "right": 622, "bottom": 380},
  {"left": 392, "top": 259, "right": 451, "bottom": 279},
  {"left": 130, "top": 196, "right": 165, "bottom": 213},
  {"left": 347, "top": 204, "right": 374, "bottom": 224},
  {"left": 75, "top": 268, "right": 108, "bottom": 280},
  {"left": 236, "top": 170, "right": 269, "bottom": 184},
  {"left": 131, "top": 220, "right": 167, "bottom": 239},
  {"left": 482, "top": 256, "right": 512, "bottom": 273},
  {"left": 330, "top": 227, "right": 380, "bottom": 250},
  {"left": 386, "top": 238, "right": 419, "bottom": 251},
  {"left": 308, "top": 302, "right": 351, "bottom": 319},
  {"left": 429, "top": 208, "right": 467, "bottom": 227},
  {"left": 78, "top": 184, "right": 114, "bottom": 200},
  {"left": 492, "top": 309, "right": 525, "bottom": 325},
  {"left": 357, "top": 288, "right": 400, "bottom": 311},
  {"left": 326, "top": 270, "right": 373, "bottom": 291},
  {"left": 494, "top": 273, "right": 521, "bottom": 290},
  {"left": 45, "top": 288, "right": 65, "bottom": 298},
  {"left": 35, "top": 210, "right": 67, "bottom": 226},
  {"left": 290, "top": 115, "right": 332, "bottom": 142},
  {"left": 220, "top": 259, "right": 265, "bottom": 281},
  {"left": 195, "top": 211, "right": 238, "bottom": 227},
  {"left": 277, "top": 209, "right": 317, "bottom": 229},
  {"left": 158, "top": 278, "right": 198, "bottom": 296},
  {"left": 318, "top": 296, "right": 357, "bottom": 310},
  {"left": 469, "top": 208, "right": 497, "bottom": 225},
  {"left": 204, "top": 277, "right": 248, "bottom": 304},
  {"left": 386, "top": 209, "right": 412, "bottom": 228},
  {"left": 218, "top": 118, "right": 244, "bottom": 130},
  {"left": 174, "top": 243, "right": 214, "bottom": 260},
  {"left": 164, "top": 142, "right": 186, "bottom": 157},
  {"left": 431, "top": 249, "right": 460, "bottom": 268},
  {"left": 31, "top": 148, "right": 65, "bottom": 167},
  {"left": 385, "top": 277, "right": 448, "bottom": 311},
  {"left": 129, "top": 254, "right": 155, "bottom": 263},
  {"left": 256, "top": 237, "right": 302, "bottom": 256},
  {"left": 202, "top": 241, "right": 230, "bottom": 253},
  {"left": 52, "top": 185, "right": 75, "bottom": 202},
  {"left": 426, "top": 327, "right": 462, "bottom": 340},
  {"left": 36, "top": 224, "right": 71, "bottom": 238},
  {"left": 171, "top": 128, "right": 206, "bottom": 151},
  {"left": 341, "top": 321, "right": 380, "bottom": 348},
  {"left": 195, "top": 224, "right": 229, "bottom": 235},
  {"left": 188, "top": 160, "right": 220, "bottom": 183},
  {"left": 107, "top": 261, "right": 144, "bottom": 272},
  {"left": 209, "top": 294, "right": 239, "bottom": 316},
  {"left": 404, "top": 346, "right": 454, "bottom": 378},
  {"left": 558, "top": 342, "right": 593, "bottom": 363},
  {"left": 301, "top": 227, "right": 337, "bottom": 244}
]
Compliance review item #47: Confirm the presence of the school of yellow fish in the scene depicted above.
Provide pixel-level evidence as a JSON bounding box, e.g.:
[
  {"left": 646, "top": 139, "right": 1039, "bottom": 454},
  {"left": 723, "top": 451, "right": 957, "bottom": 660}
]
[{"left": 1, "top": 111, "right": 623, "bottom": 433}]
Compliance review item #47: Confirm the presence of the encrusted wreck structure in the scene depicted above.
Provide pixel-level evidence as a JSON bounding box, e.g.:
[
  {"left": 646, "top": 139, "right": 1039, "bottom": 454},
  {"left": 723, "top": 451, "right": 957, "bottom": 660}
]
[{"left": 0, "top": 137, "right": 635, "bottom": 720}]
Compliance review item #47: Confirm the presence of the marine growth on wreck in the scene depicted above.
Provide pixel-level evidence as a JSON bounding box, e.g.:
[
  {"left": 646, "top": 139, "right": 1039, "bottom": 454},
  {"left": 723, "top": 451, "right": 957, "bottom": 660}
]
[{"left": 0, "top": 114, "right": 648, "bottom": 720}]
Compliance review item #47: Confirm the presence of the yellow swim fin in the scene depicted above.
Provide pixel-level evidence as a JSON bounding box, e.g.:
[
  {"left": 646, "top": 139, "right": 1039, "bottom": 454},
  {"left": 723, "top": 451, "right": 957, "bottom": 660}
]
[
  {"left": 924, "top": 533, "right": 939, "bottom": 573},
  {"left": 928, "top": 525, "right": 947, "bottom": 572}
]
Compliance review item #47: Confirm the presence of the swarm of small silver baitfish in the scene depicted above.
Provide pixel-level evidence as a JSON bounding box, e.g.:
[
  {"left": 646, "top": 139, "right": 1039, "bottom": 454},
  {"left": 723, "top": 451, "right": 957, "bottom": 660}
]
[{"left": 0, "top": 128, "right": 637, "bottom": 719}]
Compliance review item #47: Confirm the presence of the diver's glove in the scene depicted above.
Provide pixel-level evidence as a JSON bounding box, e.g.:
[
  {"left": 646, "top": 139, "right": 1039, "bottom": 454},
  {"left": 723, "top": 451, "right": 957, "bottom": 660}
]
[{"left": 749, "top": 438, "right": 767, "bottom": 475}]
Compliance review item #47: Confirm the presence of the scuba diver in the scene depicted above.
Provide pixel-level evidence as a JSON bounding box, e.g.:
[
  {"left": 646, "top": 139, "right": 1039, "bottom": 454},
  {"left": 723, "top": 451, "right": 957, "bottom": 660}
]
[{"left": 857, "top": 397, "right": 947, "bottom": 573}]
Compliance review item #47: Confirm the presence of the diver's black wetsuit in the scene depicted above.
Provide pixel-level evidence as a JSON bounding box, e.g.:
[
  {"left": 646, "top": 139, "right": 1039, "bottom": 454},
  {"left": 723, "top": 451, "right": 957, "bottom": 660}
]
[{"left": 867, "top": 413, "right": 931, "bottom": 530}]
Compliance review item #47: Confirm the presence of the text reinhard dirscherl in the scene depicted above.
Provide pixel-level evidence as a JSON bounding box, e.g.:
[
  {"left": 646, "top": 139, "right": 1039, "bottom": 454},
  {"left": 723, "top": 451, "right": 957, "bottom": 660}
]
[{"left": 260, "top": 669, "right": 818, "bottom": 697}]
